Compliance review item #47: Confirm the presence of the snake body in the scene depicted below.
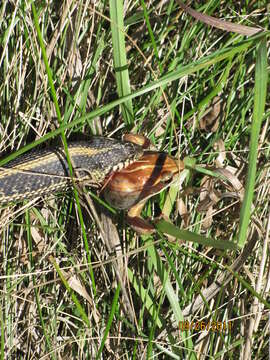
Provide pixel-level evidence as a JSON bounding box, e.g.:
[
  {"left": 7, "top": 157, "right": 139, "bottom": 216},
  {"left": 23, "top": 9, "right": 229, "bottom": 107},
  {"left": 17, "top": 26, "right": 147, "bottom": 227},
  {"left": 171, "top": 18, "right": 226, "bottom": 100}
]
[{"left": 0, "top": 137, "right": 143, "bottom": 204}]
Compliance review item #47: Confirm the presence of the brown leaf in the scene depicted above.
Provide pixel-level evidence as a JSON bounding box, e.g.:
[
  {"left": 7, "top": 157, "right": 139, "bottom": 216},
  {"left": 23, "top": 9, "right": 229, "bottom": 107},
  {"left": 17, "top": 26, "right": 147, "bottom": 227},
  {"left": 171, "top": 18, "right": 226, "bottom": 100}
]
[
  {"left": 176, "top": 0, "right": 262, "bottom": 36},
  {"left": 213, "top": 139, "right": 226, "bottom": 167},
  {"left": 177, "top": 198, "right": 189, "bottom": 227},
  {"left": 202, "top": 206, "right": 213, "bottom": 229},
  {"left": 199, "top": 96, "right": 222, "bottom": 133}
]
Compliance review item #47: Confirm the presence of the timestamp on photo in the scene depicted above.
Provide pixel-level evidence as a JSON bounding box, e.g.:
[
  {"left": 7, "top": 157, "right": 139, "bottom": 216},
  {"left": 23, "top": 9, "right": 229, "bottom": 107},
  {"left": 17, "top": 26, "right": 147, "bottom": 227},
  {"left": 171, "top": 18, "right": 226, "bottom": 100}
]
[{"left": 179, "top": 320, "right": 232, "bottom": 333}]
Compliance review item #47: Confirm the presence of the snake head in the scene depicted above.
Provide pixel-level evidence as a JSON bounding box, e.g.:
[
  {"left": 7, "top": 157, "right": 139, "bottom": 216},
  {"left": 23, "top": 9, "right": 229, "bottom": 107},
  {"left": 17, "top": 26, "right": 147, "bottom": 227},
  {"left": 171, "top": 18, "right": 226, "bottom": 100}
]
[{"left": 103, "top": 151, "right": 184, "bottom": 210}]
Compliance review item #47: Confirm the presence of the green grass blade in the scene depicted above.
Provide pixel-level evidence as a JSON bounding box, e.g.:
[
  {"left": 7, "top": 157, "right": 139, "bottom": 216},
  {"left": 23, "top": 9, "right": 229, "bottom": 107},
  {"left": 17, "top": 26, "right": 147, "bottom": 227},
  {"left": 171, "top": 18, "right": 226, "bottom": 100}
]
[
  {"left": 238, "top": 37, "right": 268, "bottom": 248},
  {"left": 51, "top": 258, "right": 90, "bottom": 328},
  {"left": 225, "top": 265, "right": 270, "bottom": 310},
  {"left": 156, "top": 219, "right": 238, "bottom": 250},
  {"left": 141, "top": 0, "right": 162, "bottom": 73},
  {"left": 109, "top": 0, "right": 133, "bottom": 124},
  {"left": 147, "top": 243, "right": 195, "bottom": 358},
  {"left": 96, "top": 284, "right": 121, "bottom": 360},
  {"left": 31, "top": 3, "right": 96, "bottom": 294},
  {"left": 162, "top": 169, "right": 190, "bottom": 217},
  {"left": 0, "top": 36, "right": 260, "bottom": 167},
  {"left": 127, "top": 268, "right": 163, "bottom": 328},
  {"left": 25, "top": 210, "right": 55, "bottom": 359}
]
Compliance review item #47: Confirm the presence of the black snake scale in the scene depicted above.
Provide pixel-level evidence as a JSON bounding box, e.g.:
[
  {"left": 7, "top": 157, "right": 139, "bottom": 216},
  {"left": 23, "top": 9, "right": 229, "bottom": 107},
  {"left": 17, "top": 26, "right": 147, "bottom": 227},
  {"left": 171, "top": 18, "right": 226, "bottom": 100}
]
[{"left": 0, "top": 137, "right": 143, "bottom": 204}]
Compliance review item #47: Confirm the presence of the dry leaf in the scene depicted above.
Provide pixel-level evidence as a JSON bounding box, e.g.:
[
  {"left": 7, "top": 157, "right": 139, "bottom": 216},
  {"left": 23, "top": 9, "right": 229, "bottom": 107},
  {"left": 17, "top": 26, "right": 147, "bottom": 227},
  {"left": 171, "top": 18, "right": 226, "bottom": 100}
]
[
  {"left": 177, "top": 0, "right": 262, "bottom": 36},
  {"left": 177, "top": 198, "right": 189, "bottom": 227},
  {"left": 200, "top": 96, "right": 222, "bottom": 133},
  {"left": 214, "top": 139, "right": 226, "bottom": 167}
]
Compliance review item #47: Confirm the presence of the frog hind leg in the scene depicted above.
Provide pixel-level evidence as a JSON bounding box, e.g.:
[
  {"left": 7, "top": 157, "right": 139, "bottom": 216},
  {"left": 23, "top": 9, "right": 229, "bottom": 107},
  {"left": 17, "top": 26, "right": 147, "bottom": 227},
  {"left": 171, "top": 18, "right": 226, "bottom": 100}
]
[{"left": 126, "top": 201, "right": 155, "bottom": 234}]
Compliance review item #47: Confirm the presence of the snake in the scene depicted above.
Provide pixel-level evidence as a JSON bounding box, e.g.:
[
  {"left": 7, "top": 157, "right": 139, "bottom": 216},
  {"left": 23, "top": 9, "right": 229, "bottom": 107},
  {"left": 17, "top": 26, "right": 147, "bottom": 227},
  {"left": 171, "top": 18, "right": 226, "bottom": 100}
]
[{"left": 0, "top": 137, "right": 143, "bottom": 205}]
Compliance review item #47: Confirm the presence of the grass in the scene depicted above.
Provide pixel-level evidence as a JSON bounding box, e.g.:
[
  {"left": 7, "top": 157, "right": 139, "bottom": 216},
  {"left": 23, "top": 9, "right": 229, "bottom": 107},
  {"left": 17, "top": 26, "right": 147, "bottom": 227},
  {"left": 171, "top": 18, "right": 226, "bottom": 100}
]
[{"left": 0, "top": 1, "right": 269, "bottom": 359}]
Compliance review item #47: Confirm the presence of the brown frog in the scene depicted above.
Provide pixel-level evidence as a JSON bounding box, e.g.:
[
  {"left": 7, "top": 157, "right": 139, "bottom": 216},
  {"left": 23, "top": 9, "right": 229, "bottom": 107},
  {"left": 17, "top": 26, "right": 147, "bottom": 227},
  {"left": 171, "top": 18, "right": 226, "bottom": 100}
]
[{"left": 103, "top": 136, "right": 184, "bottom": 234}]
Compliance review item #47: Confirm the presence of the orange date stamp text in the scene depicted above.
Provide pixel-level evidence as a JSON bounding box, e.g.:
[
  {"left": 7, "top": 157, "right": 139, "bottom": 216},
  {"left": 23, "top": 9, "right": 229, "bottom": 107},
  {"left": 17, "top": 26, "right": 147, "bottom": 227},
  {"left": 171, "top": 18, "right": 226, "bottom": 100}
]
[{"left": 179, "top": 320, "right": 232, "bottom": 333}]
